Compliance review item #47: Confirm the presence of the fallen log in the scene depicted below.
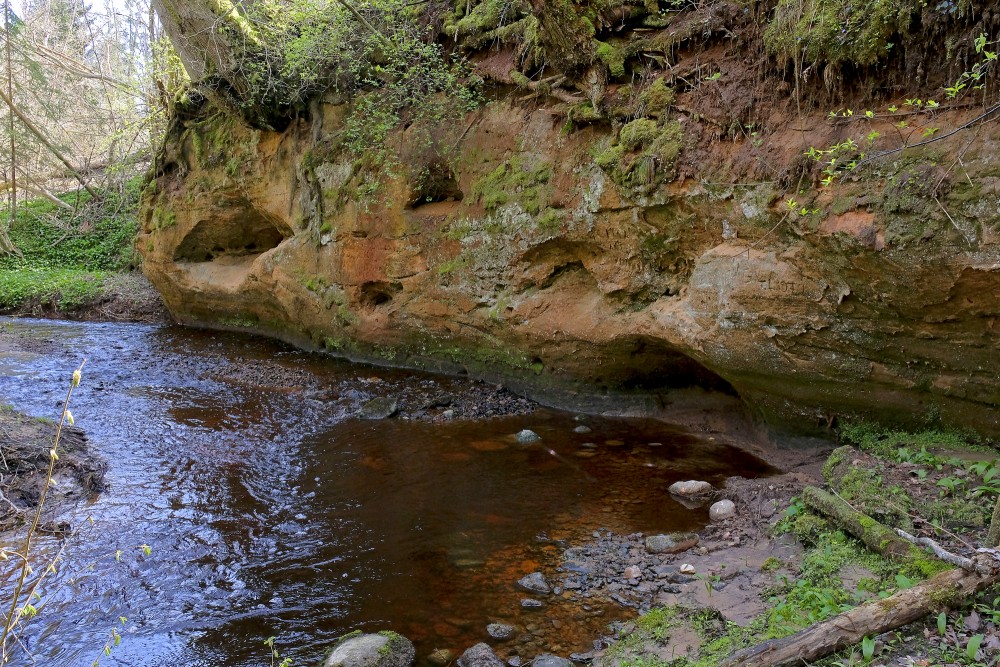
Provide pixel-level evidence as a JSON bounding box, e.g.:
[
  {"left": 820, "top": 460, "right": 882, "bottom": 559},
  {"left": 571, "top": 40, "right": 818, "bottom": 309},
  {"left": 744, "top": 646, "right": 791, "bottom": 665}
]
[
  {"left": 718, "top": 554, "right": 1000, "bottom": 667},
  {"left": 801, "top": 486, "right": 937, "bottom": 569}
]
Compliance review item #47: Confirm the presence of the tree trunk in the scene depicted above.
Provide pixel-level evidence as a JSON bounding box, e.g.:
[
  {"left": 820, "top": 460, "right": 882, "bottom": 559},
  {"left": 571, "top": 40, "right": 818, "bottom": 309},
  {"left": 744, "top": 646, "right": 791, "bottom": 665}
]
[
  {"left": 149, "top": 0, "right": 270, "bottom": 126},
  {"left": 149, "top": 0, "right": 259, "bottom": 84},
  {"left": 719, "top": 556, "right": 1000, "bottom": 667},
  {"left": 801, "top": 486, "right": 933, "bottom": 565},
  {"left": 987, "top": 496, "right": 1000, "bottom": 547}
]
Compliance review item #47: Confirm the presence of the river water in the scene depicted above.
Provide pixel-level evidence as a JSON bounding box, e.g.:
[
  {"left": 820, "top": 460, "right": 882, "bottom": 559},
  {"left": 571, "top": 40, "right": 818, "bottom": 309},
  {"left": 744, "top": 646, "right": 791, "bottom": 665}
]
[{"left": 0, "top": 318, "right": 773, "bottom": 666}]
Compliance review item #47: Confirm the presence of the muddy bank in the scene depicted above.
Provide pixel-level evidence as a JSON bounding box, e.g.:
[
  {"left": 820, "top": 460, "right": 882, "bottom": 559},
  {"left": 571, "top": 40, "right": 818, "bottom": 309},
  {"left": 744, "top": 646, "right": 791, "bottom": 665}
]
[{"left": 0, "top": 404, "right": 106, "bottom": 533}]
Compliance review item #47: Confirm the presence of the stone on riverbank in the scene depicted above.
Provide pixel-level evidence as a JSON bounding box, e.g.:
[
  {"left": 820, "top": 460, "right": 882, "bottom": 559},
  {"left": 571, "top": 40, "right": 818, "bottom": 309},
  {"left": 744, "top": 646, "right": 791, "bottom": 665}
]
[
  {"left": 457, "top": 643, "right": 505, "bottom": 667},
  {"left": 360, "top": 397, "right": 399, "bottom": 420},
  {"left": 517, "top": 572, "right": 551, "bottom": 593},
  {"left": 709, "top": 499, "right": 736, "bottom": 522},
  {"left": 645, "top": 532, "right": 699, "bottom": 554},
  {"left": 668, "top": 480, "right": 714, "bottom": 498},
  {"left": 324, "top": 631, "right": 415, "bottom": 667}
]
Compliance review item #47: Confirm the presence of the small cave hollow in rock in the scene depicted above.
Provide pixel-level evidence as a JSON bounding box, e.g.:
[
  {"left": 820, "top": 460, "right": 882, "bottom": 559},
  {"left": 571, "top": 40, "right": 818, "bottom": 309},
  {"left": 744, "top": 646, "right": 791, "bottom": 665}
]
[
  {"left": 600, "top": 335, "right": 737, "bottom": 394},
  {"left": 173, "top": 204, "right": 289, "bottom": 263},
  {"left": 358, "top": 281, "right": 403, "bottom": 309},
  {"left": 407, "top": 161, "right": 464, "bottom": 208}
]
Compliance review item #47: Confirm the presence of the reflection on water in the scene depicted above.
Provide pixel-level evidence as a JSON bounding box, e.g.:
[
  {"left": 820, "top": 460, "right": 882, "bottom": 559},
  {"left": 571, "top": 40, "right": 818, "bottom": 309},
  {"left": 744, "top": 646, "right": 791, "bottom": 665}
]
[{"left": 0, "top": 318, "right": 773, "bottom": 666}]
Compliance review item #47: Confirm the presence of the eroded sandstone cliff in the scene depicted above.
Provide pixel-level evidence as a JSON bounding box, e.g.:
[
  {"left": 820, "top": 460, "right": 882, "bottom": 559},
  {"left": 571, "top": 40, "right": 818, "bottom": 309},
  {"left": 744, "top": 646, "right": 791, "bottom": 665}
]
[{"left": 140, "top": 4, "right": 1000, "bottom": 436}]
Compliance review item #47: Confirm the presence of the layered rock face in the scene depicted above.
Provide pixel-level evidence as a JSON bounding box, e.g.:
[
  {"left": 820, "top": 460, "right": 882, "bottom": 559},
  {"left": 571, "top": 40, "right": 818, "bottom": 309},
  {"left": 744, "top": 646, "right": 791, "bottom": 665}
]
[{"left": 139, "top": 99, "right": 1000, "bottom": 436}]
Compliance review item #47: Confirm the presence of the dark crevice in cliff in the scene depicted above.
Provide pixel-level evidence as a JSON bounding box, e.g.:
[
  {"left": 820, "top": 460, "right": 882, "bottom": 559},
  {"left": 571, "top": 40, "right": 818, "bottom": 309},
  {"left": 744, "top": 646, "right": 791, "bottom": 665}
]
[
  {"left": 407, "top": 162, "right": 464, "bottom": 207},
  {"left": 599, "top": 335, "right": 737, "bottom": 395},
  {"left": 359, "top": 281, "right": 403, "bottom": 309}
]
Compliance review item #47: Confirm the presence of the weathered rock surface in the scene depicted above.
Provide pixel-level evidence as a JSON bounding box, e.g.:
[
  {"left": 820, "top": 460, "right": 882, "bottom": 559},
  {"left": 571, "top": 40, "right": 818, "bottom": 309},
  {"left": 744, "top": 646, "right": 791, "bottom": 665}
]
[
  {"left": 324, "top": 632, "right": 415, "bottom": 667},
  {"left": 359, "top": 397, "right": 399, "bottom": 420},
  {"left": 140, "top": 96, "right": 1000, "bottom": 436}
]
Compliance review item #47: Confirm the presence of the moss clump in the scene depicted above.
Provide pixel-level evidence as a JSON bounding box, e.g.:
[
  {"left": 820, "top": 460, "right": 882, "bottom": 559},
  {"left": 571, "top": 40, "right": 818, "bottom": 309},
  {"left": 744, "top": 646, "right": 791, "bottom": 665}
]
[
  {"left": 620, "top": 118, "right": 659, "bottom": 151},
  {"left": 594, "top": 119, "right": 683, "bottom": 190},
  {"left": 832, "top": 464, "right": 914, "bottom": 532},
  {"left": 839, "top": 421, "right": 981, "bottom": 459},
  {"left": 595, "top": 40, "right": 626, "bottom": 77},
  {"left": 638, "top": 78, "right": 675, "bottom": 118},
  {"left": 470, "top": 157, "right": 553, "bottom": 214},
  {"left": 536, "top": 207, "right": 564, "bottom": 233},
  {"left": 785, "top": 510, "right": 835, "bottom": 546},
  {"left": 764, "top": 0, "right": 924, "bottom": 67},
  {"left": 760, "top": 557, "right": 782, "bottom": 572}
]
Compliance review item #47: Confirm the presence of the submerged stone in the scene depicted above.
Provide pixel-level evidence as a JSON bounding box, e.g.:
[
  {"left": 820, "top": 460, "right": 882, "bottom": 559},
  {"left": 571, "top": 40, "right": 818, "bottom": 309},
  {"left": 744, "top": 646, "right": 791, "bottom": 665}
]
[
  {"left": 359, "top": 397, "right": 398, "bottom": 420},
  {"left": 516, "top": 429, "right": 541, "bottom": 444},
  {"left": 533, "top": 655, "right": 574, "bottom": 667},
  {"left": 428, "top": 649, "right": 454, "bottom": 666},
  {"left": 517, "top": 572, "right": 550, "bottom": 594},
  {"left": 486, "top": 622, "right": 517, "bottom": 640}
]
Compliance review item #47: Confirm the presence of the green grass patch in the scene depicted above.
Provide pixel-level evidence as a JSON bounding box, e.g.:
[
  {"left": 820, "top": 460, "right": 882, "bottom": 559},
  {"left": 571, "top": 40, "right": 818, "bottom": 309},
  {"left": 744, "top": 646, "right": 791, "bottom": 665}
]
[
  {"left": 839, "top": 421, "right": 986, "bottom": 459},
  {"left": 0, "top": 268, "right": 109, "bottom": 309},
  {"left": 0, "top": 179, "right": 140, "bottom": 310}
]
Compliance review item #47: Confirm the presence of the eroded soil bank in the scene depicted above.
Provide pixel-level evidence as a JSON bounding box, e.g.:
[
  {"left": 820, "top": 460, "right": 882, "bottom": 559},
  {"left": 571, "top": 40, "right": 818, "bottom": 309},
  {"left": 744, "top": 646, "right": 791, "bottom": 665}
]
[{"left": 0, "top": 402, "right": 106, "bottom": 533}]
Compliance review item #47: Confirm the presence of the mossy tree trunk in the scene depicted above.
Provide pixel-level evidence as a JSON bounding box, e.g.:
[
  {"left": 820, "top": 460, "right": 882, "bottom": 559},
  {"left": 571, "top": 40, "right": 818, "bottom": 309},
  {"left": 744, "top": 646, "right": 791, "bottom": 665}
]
[
  {"left": 801, "top": 486, "right": 934, "bottom": 567},
  {"left": 150, "top": 0, "right": 270, "bottom": 126}
]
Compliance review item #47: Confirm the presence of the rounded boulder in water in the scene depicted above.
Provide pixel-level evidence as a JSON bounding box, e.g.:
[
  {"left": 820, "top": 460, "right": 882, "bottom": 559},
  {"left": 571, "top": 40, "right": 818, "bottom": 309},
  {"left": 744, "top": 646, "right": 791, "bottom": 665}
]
[
  {"left": 667, "top": 480, "right": 714, "bottom": 498},
  {"left": 324, "top": 631, "right": 415, "bottom": 667},
  {"left": 516, "top": 429, "right": 541, "bottom": 444}
]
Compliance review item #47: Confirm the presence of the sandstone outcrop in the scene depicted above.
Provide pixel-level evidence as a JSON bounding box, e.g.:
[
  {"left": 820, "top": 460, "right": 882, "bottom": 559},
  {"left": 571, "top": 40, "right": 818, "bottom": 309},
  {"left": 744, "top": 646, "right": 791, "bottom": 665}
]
[{"left": 139, "top": 96, "right": 1000, "bottom": 436}]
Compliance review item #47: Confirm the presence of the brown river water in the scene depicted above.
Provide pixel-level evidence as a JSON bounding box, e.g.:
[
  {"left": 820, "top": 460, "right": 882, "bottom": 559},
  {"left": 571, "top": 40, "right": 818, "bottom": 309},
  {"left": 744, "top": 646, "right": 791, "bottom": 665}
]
[{"left": 0, "top": 318, "right": 773, "bottom": 666}]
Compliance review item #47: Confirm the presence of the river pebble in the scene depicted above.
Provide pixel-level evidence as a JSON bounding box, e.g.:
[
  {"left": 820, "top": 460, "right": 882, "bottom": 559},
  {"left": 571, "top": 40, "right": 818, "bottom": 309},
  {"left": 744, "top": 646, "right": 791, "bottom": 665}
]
[
  {"left": 517, "top": 572, "right": 550, "bottom": 594},
  {"left": 487, "top": 623, "right": 517, "bottom": 640}
]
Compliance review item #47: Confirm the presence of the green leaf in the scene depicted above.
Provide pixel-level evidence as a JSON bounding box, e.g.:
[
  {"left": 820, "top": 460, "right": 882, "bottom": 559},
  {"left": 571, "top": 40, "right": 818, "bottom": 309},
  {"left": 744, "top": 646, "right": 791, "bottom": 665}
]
[{"left": 966, "top": 633, "right": 984, "bottom": 660}]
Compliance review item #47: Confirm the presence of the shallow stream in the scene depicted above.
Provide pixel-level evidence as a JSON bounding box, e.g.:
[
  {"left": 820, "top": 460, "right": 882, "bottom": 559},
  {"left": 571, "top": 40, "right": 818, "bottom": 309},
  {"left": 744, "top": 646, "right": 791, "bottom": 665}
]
[{"left": 0, "top": 318, "right": 773, "bottom": 666}]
